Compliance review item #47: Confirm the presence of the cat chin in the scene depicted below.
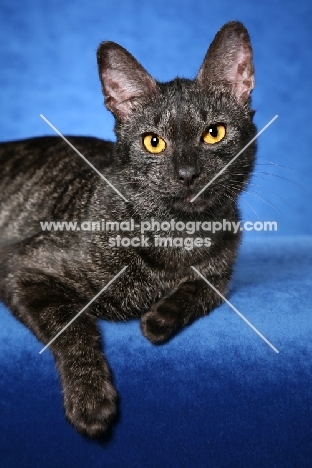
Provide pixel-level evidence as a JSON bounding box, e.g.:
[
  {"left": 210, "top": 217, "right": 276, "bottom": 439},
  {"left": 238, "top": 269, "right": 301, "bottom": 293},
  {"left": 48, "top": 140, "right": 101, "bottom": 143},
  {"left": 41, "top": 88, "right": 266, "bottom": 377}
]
[{"left": 170, "top": 197, "right": 214, "bottom": 215}]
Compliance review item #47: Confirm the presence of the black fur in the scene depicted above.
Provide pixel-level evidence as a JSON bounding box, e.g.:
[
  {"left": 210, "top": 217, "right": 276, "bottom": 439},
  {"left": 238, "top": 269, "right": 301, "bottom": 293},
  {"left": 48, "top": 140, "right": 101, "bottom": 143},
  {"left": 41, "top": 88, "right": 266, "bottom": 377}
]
[{"left": 0, "top": 21, "right": 256, "bottom": 437}]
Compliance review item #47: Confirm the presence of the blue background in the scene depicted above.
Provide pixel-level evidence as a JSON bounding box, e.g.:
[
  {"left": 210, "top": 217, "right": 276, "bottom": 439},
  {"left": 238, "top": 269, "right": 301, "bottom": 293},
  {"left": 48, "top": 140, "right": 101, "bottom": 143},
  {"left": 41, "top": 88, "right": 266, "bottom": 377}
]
[
  {"left": 1, "top": 1, "right": 312, "bottom": 467},
  {"left": 0, "top": 0, "right": 311, "bottom": 235}
]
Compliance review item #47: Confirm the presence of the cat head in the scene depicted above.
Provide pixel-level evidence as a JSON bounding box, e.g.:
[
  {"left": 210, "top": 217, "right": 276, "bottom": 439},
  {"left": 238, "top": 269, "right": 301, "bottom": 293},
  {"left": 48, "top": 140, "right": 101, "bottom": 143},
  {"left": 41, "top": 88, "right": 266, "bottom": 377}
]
[{"left": 97, "top": 21, "right": 256, "bottom": 218}]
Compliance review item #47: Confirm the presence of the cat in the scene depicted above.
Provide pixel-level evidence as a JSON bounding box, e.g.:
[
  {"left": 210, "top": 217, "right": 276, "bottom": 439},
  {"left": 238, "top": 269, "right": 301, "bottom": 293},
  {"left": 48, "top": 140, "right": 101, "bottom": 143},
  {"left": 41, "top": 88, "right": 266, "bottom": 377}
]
[{"left": 0, "top": 21, "right": 256, "bottom": 437}]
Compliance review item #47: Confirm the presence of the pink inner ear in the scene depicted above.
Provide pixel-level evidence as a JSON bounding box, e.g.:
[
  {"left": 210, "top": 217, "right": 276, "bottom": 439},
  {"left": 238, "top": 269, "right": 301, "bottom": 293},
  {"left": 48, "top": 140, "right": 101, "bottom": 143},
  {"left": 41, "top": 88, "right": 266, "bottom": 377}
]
[
  {"left": 227, "top": 46, "right": 255, "bottom": 103},
  {"left": 101, "top": 68, "right": 142, "bottom": 119},
  {"left": 101, "top": 66, "right": 157, "bottom": 120},
  {"left": 102, "top": 69, "right": 140, "bottom": 105}
]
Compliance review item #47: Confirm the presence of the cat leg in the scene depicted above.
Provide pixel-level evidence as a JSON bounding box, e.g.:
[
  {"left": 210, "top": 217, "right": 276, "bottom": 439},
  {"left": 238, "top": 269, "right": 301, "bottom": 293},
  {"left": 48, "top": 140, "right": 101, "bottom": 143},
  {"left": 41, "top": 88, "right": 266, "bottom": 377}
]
[
  {"left": 140, "top": 275, "right": 229, "bottom": 344},
  {"left": 4, "top": 268, "right": 117, "bottom": 438}
]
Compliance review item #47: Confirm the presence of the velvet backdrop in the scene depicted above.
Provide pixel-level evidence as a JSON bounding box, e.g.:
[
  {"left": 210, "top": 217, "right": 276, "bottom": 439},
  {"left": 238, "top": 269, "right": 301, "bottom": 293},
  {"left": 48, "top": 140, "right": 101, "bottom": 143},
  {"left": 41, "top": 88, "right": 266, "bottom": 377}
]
[{"left": 0, "top": 0, "right": 311, "bottom": 466}]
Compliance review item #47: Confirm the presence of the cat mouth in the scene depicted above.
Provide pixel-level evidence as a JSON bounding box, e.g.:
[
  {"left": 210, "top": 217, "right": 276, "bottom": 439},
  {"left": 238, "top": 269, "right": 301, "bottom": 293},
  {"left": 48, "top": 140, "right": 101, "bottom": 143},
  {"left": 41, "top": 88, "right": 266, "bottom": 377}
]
[{"left": 170, "top": 192, "right": 216, "bottom": 213}]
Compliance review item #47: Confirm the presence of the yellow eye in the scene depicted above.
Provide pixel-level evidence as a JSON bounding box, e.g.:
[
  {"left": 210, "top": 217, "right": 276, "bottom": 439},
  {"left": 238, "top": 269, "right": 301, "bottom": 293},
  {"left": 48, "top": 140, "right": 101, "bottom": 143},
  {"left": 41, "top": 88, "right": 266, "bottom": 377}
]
[
  {"left": 143, "top": 133, "right": 166, "bottom": 154},
  {"left": 202, "top": 124, "right": 226, "bottom": 144}
]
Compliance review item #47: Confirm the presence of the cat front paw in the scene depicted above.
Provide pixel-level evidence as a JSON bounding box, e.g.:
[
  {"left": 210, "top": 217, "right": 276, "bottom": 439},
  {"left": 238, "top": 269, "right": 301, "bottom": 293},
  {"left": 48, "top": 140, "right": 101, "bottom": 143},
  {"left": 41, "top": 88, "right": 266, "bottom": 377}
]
[
  {"left": 141, "top": 282, "right": 199, "bottom": 344},
  {"left": 63, "top": 377, "right": 118, "bottom": 438},
  {"left": 140, "top": 299, "right": 180, "bottom": 344}
]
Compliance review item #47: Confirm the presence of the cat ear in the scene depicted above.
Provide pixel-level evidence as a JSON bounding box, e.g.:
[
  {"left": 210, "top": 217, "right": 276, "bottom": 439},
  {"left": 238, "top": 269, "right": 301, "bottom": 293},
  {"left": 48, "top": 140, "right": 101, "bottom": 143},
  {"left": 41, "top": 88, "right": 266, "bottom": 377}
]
[
  {"left": 97, "top": 42, "right": 158, "bottom": 120},
  {"left": 196, "top": 21, "right": 255, "bottom": 104}
]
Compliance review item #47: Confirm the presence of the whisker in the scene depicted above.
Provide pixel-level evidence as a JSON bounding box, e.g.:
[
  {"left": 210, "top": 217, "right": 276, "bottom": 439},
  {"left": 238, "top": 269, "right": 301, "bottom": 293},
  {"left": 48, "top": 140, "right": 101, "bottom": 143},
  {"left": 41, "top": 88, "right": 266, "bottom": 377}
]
[
  {"left": 247, "top": 182, "right": 293, "bottom": 210},
  {"left": 249, "top": 175, "right": 288, "bottom": 199},
  {"left": 244, "top": 189, "right": 282, "bottom": 213},
  {"left": 225, "top": 186, "right": 260, "bottom": 220},
  {"left": 252, "top": 171, "right": 307, "bottom": 192},
  {"left": 256, "top": 159, "right": 312, "bottom": 179},
  {"left": 239, "top": 197, "right": 260, "bottom": 220}
]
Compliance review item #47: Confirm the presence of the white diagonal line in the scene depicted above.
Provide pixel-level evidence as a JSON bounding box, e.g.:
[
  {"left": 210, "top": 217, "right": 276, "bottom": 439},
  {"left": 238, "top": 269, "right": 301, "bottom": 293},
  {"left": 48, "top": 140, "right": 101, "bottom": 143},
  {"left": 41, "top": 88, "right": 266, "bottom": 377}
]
[
  {"left": 40, "top": 114, "right": 129, "bottom": 202},
  {"left": 39, "top": 266, "right": 128, "bottom": 354},
  {"left": 191, "top": 266, "right": 279, "bottom": 354},
  {"left": 191, "top": 115, "right": 278, "bottom": 202}
]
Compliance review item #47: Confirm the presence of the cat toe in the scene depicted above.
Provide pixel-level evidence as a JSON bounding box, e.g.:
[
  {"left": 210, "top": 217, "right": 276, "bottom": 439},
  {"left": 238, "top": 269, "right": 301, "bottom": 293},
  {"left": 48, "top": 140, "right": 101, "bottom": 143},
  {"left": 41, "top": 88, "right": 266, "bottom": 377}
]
[
  {"left": 64, "top": 380, "right": 118, "bottom": 438},
  {"left": 140, "top": 309, "right": 175, "bottom": 344}
]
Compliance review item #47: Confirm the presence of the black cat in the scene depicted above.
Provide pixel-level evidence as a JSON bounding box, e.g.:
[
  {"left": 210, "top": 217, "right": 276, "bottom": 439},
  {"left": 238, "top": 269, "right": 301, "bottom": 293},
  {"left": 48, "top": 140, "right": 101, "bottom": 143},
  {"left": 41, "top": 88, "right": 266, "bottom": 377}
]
[{"left": 0, "top": 21, "right": 256, "bottom": 437}]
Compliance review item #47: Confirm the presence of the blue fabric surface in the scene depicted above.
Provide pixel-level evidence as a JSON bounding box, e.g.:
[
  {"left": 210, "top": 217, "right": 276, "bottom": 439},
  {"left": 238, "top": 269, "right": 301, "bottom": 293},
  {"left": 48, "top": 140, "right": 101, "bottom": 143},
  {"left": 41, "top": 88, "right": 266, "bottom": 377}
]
[{"left": 1, "top": 236, "right": 312, "bottom": 467}]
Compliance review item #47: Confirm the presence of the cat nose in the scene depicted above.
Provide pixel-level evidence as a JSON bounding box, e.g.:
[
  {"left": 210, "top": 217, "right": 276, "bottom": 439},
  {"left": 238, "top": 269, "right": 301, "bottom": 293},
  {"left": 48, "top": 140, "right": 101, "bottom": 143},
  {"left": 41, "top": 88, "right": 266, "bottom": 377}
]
[{"left": 178, "top": 167, "right": 200, "bottom": 186}]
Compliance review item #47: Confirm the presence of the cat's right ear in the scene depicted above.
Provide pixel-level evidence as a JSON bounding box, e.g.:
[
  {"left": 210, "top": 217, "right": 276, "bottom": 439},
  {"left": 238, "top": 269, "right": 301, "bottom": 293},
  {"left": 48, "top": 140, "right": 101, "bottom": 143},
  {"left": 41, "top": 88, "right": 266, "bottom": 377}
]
[{"left": 97, "top": 42, "right": 158, "bottom": 121}]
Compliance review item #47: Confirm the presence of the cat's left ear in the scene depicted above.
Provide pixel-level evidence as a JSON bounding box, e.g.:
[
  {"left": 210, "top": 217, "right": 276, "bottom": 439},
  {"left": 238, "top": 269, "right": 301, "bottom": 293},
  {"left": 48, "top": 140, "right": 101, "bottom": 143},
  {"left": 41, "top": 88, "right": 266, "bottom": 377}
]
[
  {"left": 97, "top": 42, "right": 158, "bottom": 120},
  {"left": 196, "top": 21, "right": 255, "bottom": 104}
]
